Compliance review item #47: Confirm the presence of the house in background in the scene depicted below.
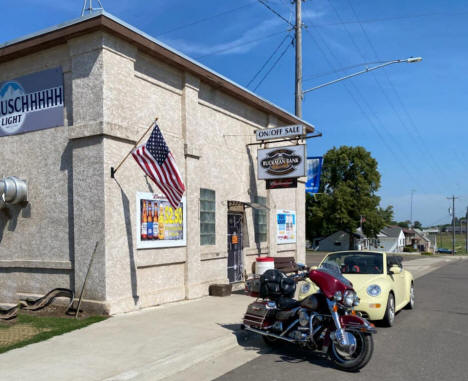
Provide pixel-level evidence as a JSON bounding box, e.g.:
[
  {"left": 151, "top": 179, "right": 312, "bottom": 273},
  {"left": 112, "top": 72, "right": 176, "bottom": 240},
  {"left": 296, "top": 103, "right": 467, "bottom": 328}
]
[
  {"left": 402, "top": 228, "right": 417, "bottom": 246},
  {"left": 376, "top": 226, "right": 405, "bottom": 253},
  {"left": 316, "top": 229, "right": 368, "bottom": 252},
  {"left": 423, "top": 228, "right": 438, "bottom": 251},
  {"left": 414, "top": 229, "right": 432, "bottom": 252}
]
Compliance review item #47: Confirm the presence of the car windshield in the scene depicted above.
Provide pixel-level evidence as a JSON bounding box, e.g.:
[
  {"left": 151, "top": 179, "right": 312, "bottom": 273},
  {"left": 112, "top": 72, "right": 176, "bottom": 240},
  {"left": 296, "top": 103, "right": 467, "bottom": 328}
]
[{"left": 322, "top": 252, "right": 384, "bottom": 275}]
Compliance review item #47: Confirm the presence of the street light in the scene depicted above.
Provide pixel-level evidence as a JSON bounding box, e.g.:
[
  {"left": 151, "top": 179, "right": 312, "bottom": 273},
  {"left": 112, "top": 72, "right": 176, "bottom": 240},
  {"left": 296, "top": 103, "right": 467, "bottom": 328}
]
[{"left": 302, "top": 57, "right": 423, "bottom": 95}]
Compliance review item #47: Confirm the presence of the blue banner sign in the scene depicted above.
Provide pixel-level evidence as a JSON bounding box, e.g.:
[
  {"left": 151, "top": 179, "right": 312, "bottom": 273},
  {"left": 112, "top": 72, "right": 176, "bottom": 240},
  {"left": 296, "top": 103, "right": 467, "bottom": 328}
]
[
  {"left": 0, "top": 67, "right": 64, "bottom": 137},
  {"left": 305, "top": 156, "right": 323, "bottom": 195}
]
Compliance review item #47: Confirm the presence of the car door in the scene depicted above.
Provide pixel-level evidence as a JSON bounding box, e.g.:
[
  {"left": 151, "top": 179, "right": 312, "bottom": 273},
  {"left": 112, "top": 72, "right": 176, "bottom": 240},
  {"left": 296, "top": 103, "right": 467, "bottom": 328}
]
[{"left": 387, "top": 255, "right": 404, "bottom": 308}]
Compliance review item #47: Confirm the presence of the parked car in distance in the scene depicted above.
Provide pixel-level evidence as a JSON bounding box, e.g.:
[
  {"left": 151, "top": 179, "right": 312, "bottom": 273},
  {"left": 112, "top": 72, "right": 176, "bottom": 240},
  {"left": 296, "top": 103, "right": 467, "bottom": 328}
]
[
  {"left": 437, "top": 248, "right": 455, "bottom": 254},
  {"left": 299, "top": 251, "right": 414, "bottom": 327}
]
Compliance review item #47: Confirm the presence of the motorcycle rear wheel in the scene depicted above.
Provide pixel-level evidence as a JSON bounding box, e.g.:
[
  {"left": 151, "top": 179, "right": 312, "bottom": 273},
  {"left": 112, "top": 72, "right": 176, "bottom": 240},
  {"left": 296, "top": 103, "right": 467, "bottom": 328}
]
[{"left": 329, "top": 331, "right": 373, "bottom": 372}]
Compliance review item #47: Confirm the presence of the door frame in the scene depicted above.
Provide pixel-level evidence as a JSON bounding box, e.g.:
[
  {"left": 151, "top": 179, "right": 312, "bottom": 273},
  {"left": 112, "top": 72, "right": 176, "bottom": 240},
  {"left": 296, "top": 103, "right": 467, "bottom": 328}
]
[{"left": 227, "top": 212, "right": 244, "bottom": 283}]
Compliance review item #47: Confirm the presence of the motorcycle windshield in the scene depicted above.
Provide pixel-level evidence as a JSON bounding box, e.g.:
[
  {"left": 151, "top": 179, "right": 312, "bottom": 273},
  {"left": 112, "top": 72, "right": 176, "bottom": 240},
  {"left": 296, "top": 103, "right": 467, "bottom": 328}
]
[{"left": 318, "top": 262, "right": 352, "bottom": 288}]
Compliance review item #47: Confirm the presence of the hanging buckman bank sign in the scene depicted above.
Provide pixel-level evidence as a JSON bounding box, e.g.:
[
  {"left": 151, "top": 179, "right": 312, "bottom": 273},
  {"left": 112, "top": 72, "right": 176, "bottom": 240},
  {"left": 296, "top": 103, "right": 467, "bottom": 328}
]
[
  {"left": 258, "top": 145, "right": 305, "bottom": 180},
  {"left": 0, "top": 67, "right": 64, "bottom": 137}
]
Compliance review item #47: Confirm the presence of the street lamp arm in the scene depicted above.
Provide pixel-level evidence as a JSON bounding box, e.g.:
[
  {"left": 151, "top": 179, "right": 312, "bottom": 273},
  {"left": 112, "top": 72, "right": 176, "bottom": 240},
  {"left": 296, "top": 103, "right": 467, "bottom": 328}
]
[{"left": 302, "top": 57, "right": 422, "bottom": 95}]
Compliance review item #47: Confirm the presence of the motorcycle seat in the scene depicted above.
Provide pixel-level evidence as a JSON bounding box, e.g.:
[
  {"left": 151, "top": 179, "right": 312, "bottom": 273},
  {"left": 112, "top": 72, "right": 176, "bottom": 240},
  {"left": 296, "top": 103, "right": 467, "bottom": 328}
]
[{"left": 277, "top": 296, "right": 301, "bottom": 310}]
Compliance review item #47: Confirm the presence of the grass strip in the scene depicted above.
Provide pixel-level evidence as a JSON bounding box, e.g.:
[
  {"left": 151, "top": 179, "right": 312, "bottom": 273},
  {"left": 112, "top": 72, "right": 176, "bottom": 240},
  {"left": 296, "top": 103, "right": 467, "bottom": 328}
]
[{"left": 0, "top": 313, "right": 107, "bottom": 354}]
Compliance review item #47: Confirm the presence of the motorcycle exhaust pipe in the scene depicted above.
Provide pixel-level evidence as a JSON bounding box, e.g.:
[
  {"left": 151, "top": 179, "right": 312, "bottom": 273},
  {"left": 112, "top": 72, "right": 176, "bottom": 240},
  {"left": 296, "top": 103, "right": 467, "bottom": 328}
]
[{"left": 241, "top": 324, "right": 296, "bottom": 343}]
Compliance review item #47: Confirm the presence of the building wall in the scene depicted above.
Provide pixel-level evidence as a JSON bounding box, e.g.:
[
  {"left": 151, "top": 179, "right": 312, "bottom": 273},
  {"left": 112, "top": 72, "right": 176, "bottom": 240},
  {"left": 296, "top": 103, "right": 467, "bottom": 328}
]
[
  {"left": 0, "top": 44, "right": 74, "bottom": 305},
  {"left": 100, "top": 33, "right": 305, "bottom": 313},
  {"left": 0, "top": 30, "right": 306, "bottom": 313}
]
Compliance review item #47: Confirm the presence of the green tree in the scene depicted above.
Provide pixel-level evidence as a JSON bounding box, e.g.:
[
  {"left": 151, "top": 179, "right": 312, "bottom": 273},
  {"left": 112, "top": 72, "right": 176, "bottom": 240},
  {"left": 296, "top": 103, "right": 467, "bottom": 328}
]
[
  {"left": 397, "top": 220, "right": 410, "bottom": 228},
  {"left": 306, "top": 146, "right": 387, "bottom": 247},
  {"left": 413, "top": 220, "right": 422, "bottom": 229},
  {"left": 378, "top": 205, "right": 394, "bottom": 225}
]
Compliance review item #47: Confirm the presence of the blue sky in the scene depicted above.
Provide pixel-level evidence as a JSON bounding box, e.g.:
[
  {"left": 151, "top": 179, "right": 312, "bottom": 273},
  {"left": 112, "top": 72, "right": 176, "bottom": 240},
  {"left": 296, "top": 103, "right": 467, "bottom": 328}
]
[{"left": 1, "top": 0, "right": 467, "bottom": 226}]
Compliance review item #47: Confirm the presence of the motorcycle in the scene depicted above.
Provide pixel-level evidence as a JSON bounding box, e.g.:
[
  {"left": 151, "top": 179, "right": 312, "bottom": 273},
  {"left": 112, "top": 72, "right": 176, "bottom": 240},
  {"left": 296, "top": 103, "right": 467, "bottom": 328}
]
[{"left": 242, "top": 263, "right": 376, "bottom": 372}]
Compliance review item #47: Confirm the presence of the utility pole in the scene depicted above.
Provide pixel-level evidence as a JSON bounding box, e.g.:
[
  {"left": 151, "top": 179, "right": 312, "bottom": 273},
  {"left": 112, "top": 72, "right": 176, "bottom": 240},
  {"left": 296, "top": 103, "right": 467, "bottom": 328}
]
[
  {"left": 466, "top": 207, "right": 468, "bottom": 253},
  {"left": 410, "top": 189, "right": 415, "bottom": 227},
  {"left": 447, "top": 195, "right": 458, "bottom": 255},
  {"left": 294, "top": 0, "right": 303, "bottom": 118}
]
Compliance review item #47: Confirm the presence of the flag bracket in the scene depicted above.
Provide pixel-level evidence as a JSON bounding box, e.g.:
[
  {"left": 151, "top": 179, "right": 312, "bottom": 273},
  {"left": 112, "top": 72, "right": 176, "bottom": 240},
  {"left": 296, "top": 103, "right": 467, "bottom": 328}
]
[{"left": 110, "top": 117, "right": 158, "bottom": 178}]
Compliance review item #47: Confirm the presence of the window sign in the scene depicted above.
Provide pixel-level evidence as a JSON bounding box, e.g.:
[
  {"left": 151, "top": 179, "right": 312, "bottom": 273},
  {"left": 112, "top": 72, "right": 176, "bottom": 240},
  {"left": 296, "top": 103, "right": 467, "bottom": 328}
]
[
  {"left": 136, "top": 192, "right": 186, "bottom": 249},
  {"left": 276, "top": 209, "right": 296, "bottom": 244}
]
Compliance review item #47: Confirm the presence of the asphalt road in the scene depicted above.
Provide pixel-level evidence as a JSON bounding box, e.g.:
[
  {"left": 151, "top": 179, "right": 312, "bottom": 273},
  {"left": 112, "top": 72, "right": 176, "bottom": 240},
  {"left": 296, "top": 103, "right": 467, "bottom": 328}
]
[{"left": 216, "top": 258, "right": 468, "bottom": 381}]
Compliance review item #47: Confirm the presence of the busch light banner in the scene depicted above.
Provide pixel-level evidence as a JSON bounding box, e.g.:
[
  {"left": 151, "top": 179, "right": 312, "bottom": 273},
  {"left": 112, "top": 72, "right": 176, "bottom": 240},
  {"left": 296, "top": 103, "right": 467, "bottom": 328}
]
[
  {"left": 0, "top": 67, "right": 64, "bottom": 137},
  {"left": 306, "top": 156, "right": 323, "bottom": 195}
]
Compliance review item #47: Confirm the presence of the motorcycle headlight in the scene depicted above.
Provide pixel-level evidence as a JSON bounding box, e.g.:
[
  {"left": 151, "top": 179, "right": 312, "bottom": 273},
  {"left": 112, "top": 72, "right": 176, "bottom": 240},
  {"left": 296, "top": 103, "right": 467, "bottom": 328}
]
[
  {"left": 367, "top": 284, "right": 381, "bottom": 297},
  {"left": 301, "top": 283, "right": 311, "bottom": 294},
  {"left": 343, "top": 290, "right": 356, "bottom": 307},
  {"left": 333, "top": 291, "right": 342, "bottom": 301},
  {"left": 353, "top": 295, "right": 360, "bottom": 306}
]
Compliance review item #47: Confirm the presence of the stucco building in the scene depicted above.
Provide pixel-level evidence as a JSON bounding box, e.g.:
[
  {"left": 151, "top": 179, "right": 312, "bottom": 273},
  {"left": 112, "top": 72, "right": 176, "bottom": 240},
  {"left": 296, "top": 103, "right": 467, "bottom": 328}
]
[{"left": 0, "top": 12, "right": 316, "bottom": 314}]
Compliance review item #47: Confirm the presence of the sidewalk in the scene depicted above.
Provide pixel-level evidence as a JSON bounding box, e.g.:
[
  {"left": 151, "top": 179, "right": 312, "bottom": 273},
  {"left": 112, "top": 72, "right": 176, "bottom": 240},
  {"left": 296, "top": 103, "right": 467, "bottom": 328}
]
[{"left": 0, "top": 255, "right": 465, "bottom": 381}]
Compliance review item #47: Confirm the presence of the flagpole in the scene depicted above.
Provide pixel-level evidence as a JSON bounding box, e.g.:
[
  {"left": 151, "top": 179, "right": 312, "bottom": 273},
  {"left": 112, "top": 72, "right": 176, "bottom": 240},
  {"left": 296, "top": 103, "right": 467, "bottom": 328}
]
[{"left": 110, "top": 117, "right": 158, "bottom": 178}]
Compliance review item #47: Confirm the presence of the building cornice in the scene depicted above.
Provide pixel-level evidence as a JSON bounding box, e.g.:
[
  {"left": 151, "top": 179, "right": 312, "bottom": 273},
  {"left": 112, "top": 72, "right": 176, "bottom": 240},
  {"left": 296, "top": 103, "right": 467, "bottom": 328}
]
[{"left": 0, "top": 11, "right": 315, "bottom": 133}]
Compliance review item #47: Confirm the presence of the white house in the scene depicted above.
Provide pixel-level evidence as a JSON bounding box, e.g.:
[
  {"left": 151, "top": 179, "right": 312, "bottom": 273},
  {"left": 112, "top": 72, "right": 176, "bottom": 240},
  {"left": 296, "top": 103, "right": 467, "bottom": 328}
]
[{"left": 376, "top": 226, "right": 405, "bottom": 253}]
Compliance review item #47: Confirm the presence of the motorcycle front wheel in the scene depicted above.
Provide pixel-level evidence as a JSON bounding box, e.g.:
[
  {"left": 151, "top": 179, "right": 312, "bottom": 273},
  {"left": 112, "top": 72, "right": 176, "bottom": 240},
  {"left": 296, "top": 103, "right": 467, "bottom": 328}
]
[{"left": 329, "top": 331, "right": 373, "bottom": 372}]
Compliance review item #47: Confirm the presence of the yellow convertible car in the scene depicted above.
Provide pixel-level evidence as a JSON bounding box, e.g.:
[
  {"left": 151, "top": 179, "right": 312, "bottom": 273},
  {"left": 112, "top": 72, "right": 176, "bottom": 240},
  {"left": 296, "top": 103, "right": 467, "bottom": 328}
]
[{"left": 299, "top": 251, "right": 414, "bottom": 326}]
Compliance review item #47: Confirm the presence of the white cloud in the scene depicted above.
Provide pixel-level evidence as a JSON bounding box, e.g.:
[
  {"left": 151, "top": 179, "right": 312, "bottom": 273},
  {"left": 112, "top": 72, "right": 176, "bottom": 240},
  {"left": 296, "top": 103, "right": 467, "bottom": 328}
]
[{"left": 160, "top": 18, "right": 288, "bottom": 58}]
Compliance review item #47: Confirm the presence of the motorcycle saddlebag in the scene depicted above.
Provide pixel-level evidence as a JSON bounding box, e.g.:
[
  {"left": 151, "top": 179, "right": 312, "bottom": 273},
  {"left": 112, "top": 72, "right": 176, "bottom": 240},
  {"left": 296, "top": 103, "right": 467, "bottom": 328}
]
[{"left": 243, "top": 301, "right": 276, "bottom": 328}]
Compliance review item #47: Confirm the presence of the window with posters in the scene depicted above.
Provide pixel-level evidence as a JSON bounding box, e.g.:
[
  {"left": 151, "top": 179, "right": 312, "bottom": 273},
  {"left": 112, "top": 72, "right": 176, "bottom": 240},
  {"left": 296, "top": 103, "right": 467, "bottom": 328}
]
[
  {"left": 136, "top": 192, "right": 186, "bottom": 249},
  {"left": 276, "top": 209, "right": 296, "bottom": 244}
]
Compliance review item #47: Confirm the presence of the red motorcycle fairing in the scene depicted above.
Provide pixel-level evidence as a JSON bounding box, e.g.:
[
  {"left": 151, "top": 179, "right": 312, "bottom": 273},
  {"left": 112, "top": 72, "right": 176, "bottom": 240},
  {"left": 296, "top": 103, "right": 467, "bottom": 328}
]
[
  {"left": 309, "top": 269, "right": 351, "bottom": 299},
  {"left": 340, "top": 314, "right": 376, "bottom": 333}
]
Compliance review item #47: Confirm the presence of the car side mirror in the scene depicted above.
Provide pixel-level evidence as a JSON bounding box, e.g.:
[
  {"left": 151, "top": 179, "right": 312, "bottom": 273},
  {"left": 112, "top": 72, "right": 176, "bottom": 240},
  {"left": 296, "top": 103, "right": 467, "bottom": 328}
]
[{"left": 389, "top": 265, "right": 401, "bottom": 275}]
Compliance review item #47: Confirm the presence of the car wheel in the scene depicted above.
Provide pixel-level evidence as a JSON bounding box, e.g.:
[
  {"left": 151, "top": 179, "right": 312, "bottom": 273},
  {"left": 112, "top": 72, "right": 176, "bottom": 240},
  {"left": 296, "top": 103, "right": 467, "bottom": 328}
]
[
  {"left": 405, "top": 283, "right": 415, "bottom": 310},
  {"left": 382, "top": 293, "right": 395, "bottom": 327}
]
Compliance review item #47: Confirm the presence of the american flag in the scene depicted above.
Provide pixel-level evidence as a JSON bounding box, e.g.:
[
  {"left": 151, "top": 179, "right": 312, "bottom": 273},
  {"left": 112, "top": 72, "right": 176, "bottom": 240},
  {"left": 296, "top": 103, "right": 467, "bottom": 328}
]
[{"left": 132, "top": 123, "right": 185, "bottom": 209}]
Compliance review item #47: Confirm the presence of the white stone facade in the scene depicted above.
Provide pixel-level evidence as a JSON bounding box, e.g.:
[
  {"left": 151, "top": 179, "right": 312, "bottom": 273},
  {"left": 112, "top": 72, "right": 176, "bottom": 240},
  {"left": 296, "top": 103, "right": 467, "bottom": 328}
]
[{"left": 0, "top": 13, "right": 313, "bottom": 314}]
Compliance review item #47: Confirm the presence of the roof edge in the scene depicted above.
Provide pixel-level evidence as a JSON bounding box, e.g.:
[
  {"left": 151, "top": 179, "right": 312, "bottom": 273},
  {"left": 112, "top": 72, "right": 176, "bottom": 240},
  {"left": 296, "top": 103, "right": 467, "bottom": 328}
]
[{"left": 0, "top": 11, "right": 315, "bottom": 133}]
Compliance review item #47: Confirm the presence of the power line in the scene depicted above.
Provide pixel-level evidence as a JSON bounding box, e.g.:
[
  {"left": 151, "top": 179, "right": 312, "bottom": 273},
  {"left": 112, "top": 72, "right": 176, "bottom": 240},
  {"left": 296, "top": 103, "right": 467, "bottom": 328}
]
[
  {"left": 303, "top": 61, "right": 390, "bottom": 82},
  {"left": 302, "top": 23, "right": 425, "bottom": 191},
  {"left": 254, "top": 37, "right": 293, "bottom": 91},
  {"left": 344, "top": 0, "right": 449, "bottom": 190},
  {"left": 324, "top": 0, "right": 445, "bottom": 193},
  {"left": 247, "top": 33, "right": 292, "bottom": 88},
  {"left": 308, "top": 9, "right": 468, "bottom": 28},
  {"left": 195, "top": 29, "right": 288, "bottom": 59},
  {"left": 256, "top": 0, "right": 292, "bottom": 25},
  {"left": 156, "top": 1, "right": 256, "bottom": 37}
]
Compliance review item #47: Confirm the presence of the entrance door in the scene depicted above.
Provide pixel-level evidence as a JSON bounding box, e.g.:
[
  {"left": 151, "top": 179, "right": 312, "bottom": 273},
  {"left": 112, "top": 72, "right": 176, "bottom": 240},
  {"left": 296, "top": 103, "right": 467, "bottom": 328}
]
[{"left": 227, "top": 213, "right": 243, "bottom": 283}]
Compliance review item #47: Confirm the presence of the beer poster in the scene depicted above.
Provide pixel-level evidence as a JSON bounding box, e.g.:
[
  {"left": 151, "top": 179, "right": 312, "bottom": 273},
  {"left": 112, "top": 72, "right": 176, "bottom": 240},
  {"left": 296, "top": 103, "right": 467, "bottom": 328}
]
[
  {"left": 276, "top": 209, "right": 296, "bottom": 244},
  {"left": 136, "top": 192, "right": 186, "bottom": 249}
]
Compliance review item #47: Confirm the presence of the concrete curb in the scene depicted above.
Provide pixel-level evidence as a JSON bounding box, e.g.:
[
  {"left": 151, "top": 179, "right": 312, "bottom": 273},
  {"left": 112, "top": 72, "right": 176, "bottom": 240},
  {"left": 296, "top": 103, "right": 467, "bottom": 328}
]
[{"left": 103, "top": 335, "right": 239, "bottom": 381}]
